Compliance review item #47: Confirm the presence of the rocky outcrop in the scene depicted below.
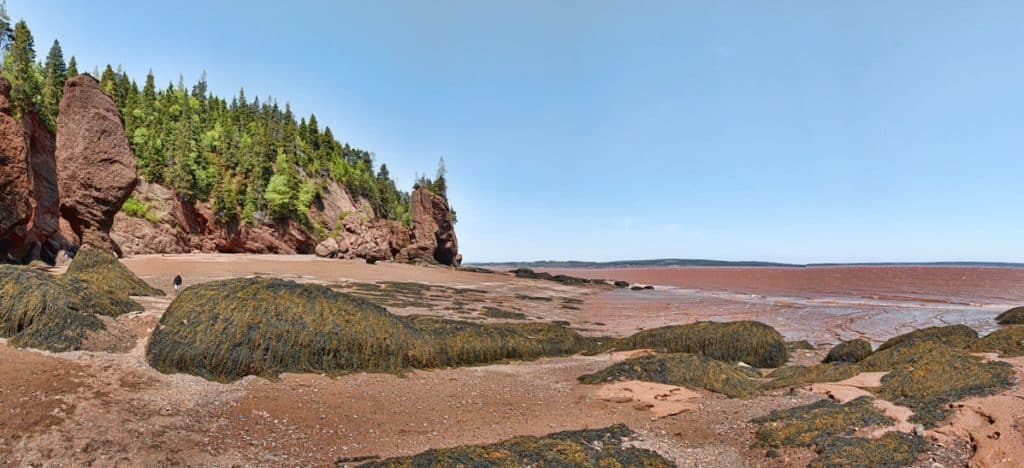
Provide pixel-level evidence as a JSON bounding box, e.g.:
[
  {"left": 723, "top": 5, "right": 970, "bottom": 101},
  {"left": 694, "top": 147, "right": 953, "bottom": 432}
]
[
  {"left": 22, "top": 111, "right": 62, "bottom": 262},
  {"left": 56, "top": 75, "right": 138, "bottom": 255},
  {"left": 110, "top": 181, "right": 318, "bottom": 255},
  {"left": 0, "top": 77, "right": 31, "bottom": 259},
  {"left": 397, "top": 187, "right": 460, "bottom": 266},
  {"left": 312, "top": 214, "right": 409, "bottom": 264}
]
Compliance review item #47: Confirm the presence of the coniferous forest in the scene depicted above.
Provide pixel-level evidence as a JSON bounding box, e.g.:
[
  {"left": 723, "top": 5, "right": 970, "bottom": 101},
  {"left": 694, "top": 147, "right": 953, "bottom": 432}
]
[{"left": 0, "top": 4, "right": 449, "bottom": 236}]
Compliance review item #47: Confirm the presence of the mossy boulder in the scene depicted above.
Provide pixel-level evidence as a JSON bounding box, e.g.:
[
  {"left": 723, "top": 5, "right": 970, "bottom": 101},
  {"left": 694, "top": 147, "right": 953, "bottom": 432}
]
[
  {"left": 610, "top": 321, "right": 788, "bottom": 368},
  {"left": 823, "top": 339, "right": 872, "bottom": 364},
  {"left": 147, "top": 277, "right": 593, "bottom": 382},
  {"left": 578, "top": 353, "right": 765, "bottom": 398},
  {"left": 356, "top": 424, "right": 672, "bottom": 467},
  {"left": 876, "top": 325, "right": 978, "bottom": 352},
  {"left": 974, "top": 326, "right": 1024, "bottom": 357},
  {"left": 752, "top": 396, "right": 892, "bottom": 448},
  {"left": 995, "top": 306, "right": 1024, "bottom": 325},
  {"left": 66, "top": 245, "right": 165, "bottom": 296},
  {"left": 0, "top": 264, "right": 138, "bottom": 351}
]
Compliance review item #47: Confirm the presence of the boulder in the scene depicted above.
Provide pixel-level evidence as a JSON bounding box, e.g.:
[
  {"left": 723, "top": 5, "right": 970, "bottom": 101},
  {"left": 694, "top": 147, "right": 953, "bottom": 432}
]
[
  {"left": 398, "top": 187, "right": 459, "bottom": 266},
  {"left": 0, "top": 76, "right": 31, "bottom": 259},
  {"left": 314, "top": 237, "right": 339, "bottom": 258},
  {"left": 56, "top": 75, "right": 138, "bottom": 255}
]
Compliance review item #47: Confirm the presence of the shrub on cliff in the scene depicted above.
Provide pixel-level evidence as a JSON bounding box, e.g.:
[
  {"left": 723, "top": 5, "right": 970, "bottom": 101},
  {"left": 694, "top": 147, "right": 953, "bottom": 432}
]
[
  {"left": 147, "top": 277, "right": 593, "bottom": 382},
  {"left": 823, "top": 339, "right": 872, "bottom": 364},
  {"left": 578, "top": 353, "right": 766, "bottom": 398},
  {"left": 995, "top": 306, "right": 1024, "bottom": 325},
  {"left": 66, "top": 245, "right": 165, "bottom": 297},
  {"left": 356, "top": 424, "right": 672, "bottom": 468},
  {"left": 608, "top": 321, "right": 788, "bottom": 368},
  {"left": 0, "top": 265, "right": 138, "bottom": 351}
]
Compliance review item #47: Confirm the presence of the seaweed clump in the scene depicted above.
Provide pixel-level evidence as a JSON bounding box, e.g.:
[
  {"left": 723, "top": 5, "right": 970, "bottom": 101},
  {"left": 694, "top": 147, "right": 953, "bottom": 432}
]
[
  {"left": 974, "top": 326, "right": 1024, "bottom": 357},
  {"left": 609, "top": 321, "right": 788, "bottom": 368},
  {"left": 510, "top": 268, "right": 610, "bottom": 286},
  {"left": 752, "top": 396, "right": 892, "bottom": 448},
  {"left": 578, "top": 353, "right": 765, "bottom": 398},
  {"left": 809, "top": 432, "right": 928, "bottom": 468},
  {"left": 995, "top": 306, "right": 1024, "bottom": 325},
  {"left": 765, "top": 363, "right": 862, "bottom": 389},
  {"left": 823, "top": 339, "right": 872, "bottom": 364},
  {"left": 147, "top": 277, "right": 594, "bottom": 382},
  {"left": 875, "top": 325, "right": 978, "bottom": 352},
  {"left": 66, "top": 246, "right": 165, "bottom": 297},
  {"left": 860, "top": 341, "right": 1015, "bottom": 427},
  {"left": 355, "top": 424, "right": 672, "bottom": 468},
  {"left": 0, "top": 265, "right": 138, "bottom": 351},
  {"left": 480, "top": 307, "right": 528, "bottom": 320}
]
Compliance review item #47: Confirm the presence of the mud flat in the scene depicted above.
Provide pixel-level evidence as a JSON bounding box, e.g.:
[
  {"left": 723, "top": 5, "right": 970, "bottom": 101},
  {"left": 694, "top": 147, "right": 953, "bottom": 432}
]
[{"left": 1, "top": 255, "right": 1021, "bottom": 466}]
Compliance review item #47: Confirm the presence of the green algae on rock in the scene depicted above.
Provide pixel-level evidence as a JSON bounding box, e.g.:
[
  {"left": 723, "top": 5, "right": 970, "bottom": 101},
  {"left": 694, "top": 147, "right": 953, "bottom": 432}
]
[
  {"left": 809, "top": 431, "right": 928, "bottom": 468},
  {"left": 876, "top": 325, "right": 978, "bottom": 352},
  {"left": 995, "top": 306, "right": 1024, "bottom": 325},
  {"left": 752, "top": 396, "right": 892, "bottom": 448},
  {"left": 354, "top": 424, "right": 673, "bottom": 468},
  {"left": 974, "top": 326, "right": 1024, "bottom": 357},
  {"left": 147, "top": 277, "right": 596, "bottom": 382}
]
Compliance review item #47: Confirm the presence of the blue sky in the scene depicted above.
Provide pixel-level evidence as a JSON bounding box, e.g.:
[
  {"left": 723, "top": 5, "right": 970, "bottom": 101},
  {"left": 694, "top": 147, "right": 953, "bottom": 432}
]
[{"left": 12, "top": 1, "right": 1024, "bottom": 263}]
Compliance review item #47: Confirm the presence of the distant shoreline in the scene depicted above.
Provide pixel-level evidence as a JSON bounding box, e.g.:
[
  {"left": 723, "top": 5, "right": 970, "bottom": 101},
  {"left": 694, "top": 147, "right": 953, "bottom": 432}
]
[{"left": 467, "top": 259, "right": 1024, "bottom": 269}]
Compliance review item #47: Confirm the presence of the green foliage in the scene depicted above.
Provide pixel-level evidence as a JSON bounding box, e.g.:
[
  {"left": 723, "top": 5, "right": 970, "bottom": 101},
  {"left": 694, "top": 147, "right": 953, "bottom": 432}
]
[
  {"left": 578, "top": 353, "right": 766, "bottom": 399},
  {"left": 121, "top": 195, "right": 160, "bottom": 223},
  {"left": 996, "top": 306, "right": 1024, "bottom": 325},
  {"left": 3, "top": 20, "right": 41, "bottom": 116},
  {"left": 823, "top": 339, "right": 873, "bottom": 364},
  {"left": 146, "top": 277, "right": 595, "bottom": 382},
  {"left": 0, "top": 1, "right": 12, "bottom": 51},
  {"left": 608, "top": 320, "right": 789, "bottom": 368},
  {"left": 39, "top": 39, "right": 65, "bottom": 127},
  {"left": 358, "top": 424, "right": 673, "bottom": 467}
]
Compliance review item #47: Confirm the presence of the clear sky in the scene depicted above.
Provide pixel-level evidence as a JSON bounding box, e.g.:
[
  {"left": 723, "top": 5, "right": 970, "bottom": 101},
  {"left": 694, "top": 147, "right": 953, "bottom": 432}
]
[{"left": 12, "top": 1, "right": 1024, "bottom": 263}]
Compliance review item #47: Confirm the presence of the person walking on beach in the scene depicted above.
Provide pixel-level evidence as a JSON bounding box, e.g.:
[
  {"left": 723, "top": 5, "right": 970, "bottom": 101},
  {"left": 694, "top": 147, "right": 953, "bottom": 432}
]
[{"left": 173, "top": 274, "right": 183, "bottom": 292}]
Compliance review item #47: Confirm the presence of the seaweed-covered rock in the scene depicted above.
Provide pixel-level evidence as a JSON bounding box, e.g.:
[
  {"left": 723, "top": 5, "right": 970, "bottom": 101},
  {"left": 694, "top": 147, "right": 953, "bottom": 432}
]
[
  {"left": 995, "top": 306, "right": 1024, "bottom": 325},
  {"left": 356, "top": 424, "right": 672, "bottom": 467},
  {"left": 876, "top": 325, "right": 978, "bottom": 352},
  {"left": 823, "top": 339, "right": 872, "bottom": 364},
  {"left": 860, "top": 341, "right": 1015, "bottom": 427},
  {"left": 809, "top": 432, "right": 928, "bottom": 468},
  {"left": 610, "top": 321, "right": 788, "bottom": 368},
  {"left": 0, "top": 265, "right": 139, "bottom": 351},
  {"left": 787, "top": 340, "right": 815, "bottom": 351},
  {"left": 974, "top": 326, "right": 1024, "bottom": 357},
  {"left": 66, "top": 245, "right": 164, "bottom": 296},
  {"left": 752, "top": 397, "right": 892, "bottom": 448},
  {"left": 766, "top": 363, "right": 863, "bottom": 389},
  {"left": 578, "top": 353, "right": 765, "bottom": 398},
  {"left": 147, "top": 277, "right": 592, "bottom": 382}
]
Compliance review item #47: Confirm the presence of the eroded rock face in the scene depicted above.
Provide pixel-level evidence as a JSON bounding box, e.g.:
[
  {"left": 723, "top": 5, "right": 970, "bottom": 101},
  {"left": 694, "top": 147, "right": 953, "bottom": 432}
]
[
  {"left": 399, "top": 187, "right": 460, "bottom": 266},
  {"left": 56, "top": 75, "right": 138, "bottom": 255},
  {"left": 22, "top": 111, "right": 61, "bottom": 262},
  {"left": 0, "top": 77, "right": 31, "bottom": 258}
]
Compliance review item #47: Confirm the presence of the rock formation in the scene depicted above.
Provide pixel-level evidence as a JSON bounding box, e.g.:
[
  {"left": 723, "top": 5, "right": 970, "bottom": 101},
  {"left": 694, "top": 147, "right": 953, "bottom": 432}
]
[
  {"left": 56, "top": 74, "right": 138, "bottom": 255},
  {"left": 0, "top": 77, "right": 31, "bottom": 260},
  {"left": 397, "top": 187, "right": 460, "bottom": 266},
  {"left": 22, "top": 111, "right": 61, "bottom": 262}
]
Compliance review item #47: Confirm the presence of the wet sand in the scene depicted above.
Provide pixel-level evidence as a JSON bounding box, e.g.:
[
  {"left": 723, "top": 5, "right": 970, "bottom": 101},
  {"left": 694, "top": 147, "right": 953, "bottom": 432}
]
[{"left": 2, "top": 256, "right": 1022, "bottom": 466}]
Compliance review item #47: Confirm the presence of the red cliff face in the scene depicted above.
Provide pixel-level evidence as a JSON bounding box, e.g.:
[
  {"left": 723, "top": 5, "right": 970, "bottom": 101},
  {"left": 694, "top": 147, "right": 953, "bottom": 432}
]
[
  {"left": 0, "top": 77, "right": 31, "bottom": 260},
  {"left": 398, "top": 187, "right": 460, "bottom": 266},
  {"left": 55, "top": 75, "right": 138, "bottom": 255}
]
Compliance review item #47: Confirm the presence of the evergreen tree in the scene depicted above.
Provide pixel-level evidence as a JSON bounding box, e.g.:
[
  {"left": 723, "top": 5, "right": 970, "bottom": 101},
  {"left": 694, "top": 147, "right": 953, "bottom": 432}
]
[
  {"left": 40, "top": 39, "right": 66, "bottom": 125},
  {"left": 0, "top": 1, "right": 12, "bottom": 52},
  {"left": 3, "top": 20, "right": 40, "bottom": 115},
  {"left": 66, "top": 55, "right": 77, "bottom": 76},
  {"left": 99, "top": 64, "right": 116, "bottom": 96}
]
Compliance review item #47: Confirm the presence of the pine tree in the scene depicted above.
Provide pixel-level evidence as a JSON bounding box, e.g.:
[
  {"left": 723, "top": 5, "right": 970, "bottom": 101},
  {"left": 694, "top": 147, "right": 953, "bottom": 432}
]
[
  {"left": 99, "top": 64, "right": 117, "bottom": 96},
  {"left": 432, "top": 157, "right": 448, "bottom": 200},
  {"left": 0, "top": 0, "right": 12, "bottom": 52},
  {"left": 66, "top": 55, "right": 77, "bottom": 76},
  {"left": 142, "top": 70, "right": 155, "bottom": 103},
  {"left": 40, "top": 39, "right": 66, "bottom": 126},
  {"left": 3, "top": 20, "right": 40, "bottom": 115}
]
